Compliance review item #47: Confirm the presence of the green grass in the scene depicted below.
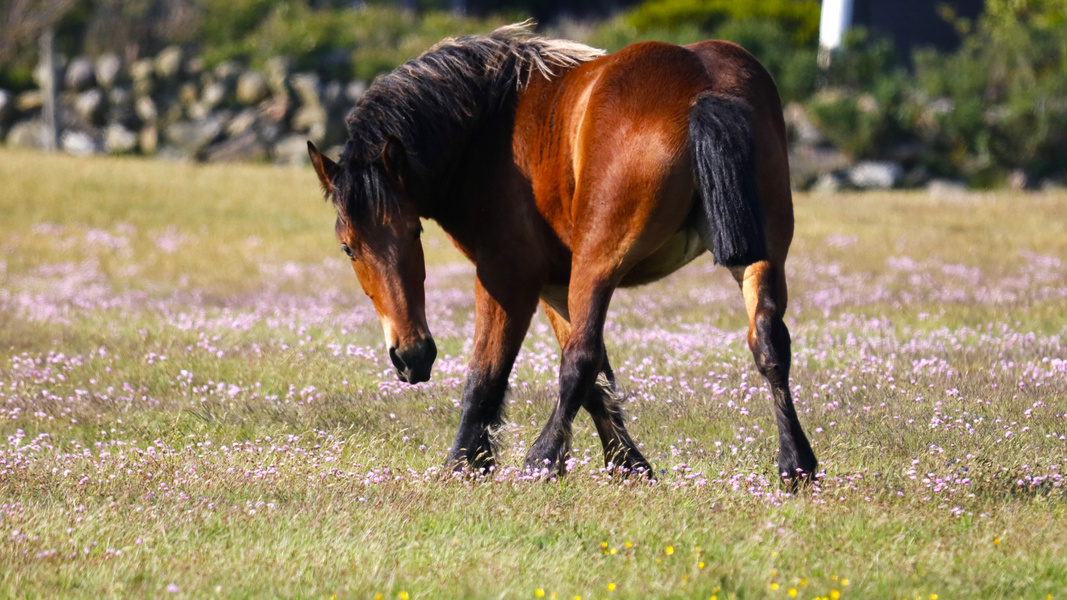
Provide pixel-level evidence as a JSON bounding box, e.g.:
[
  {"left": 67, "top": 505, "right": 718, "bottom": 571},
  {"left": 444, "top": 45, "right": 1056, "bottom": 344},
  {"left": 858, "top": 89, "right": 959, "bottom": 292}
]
[{"left": 1, "top": 148, "right": 1065, "bottom": 599}]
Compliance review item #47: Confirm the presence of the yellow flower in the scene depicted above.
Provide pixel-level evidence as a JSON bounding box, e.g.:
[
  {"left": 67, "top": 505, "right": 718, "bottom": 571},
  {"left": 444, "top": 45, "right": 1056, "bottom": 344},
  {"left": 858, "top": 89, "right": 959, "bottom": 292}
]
[
  {"left": 665, "top": 546, "right": 674, "bottom": 555},
  {"left": 698, "top": 562, "right": 705, "bottom": 569},
  {"left": 993, "top": 538, "right": 1000, "bottom": 547},
  {"left": 601, "top": 542, "right": 608, "bottom": 549},
  {"left": 610, "top": 548, "right": 617, "bottom": 555},
  {"left": 771, "top": 551, "right": 778, "bottom": 556},
  {"left": 574, "top": 596, "right": 581, "bottom": 600},
  {"left": 376, "top": 595, "right": 382, "bottom": 600},
  {"left": 830, "top": 590, "right": 841, "bottom": 600},
  {"left": 607, "top": 583, "right": 616, "bottom": 592},
  {"left": 841, "top": 579, "right": 850, "bottom": 587},
  {"left": 625, "top": 541, "right": 632, "bottom": 548},
  {"left": 771, "top": 583, "right": 779, "bottom": 590},
  {"left": 801, "top": 579, "right": 808, "bottom": 587},
  {"left": 930, "top": 595, "right": 938, "bottom": 600},
  {"left": 536, "top": 589, "right": 545, "bottom": 598},
  {"left": 711, "top": 597, "right": 717, "bottom": 600},
  {"left": 399, "top": 593, "right": 409, "bottom": 600},
  {"left": 788, "top": 589, "right": 798, "bottom": 598}
]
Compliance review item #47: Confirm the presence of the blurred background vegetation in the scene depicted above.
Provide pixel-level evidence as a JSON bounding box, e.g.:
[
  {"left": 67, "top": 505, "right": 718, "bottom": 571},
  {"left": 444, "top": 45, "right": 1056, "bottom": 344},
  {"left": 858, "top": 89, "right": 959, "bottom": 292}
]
[{"left": 2, "top": 0, "right": 1066, "bottom": 186}]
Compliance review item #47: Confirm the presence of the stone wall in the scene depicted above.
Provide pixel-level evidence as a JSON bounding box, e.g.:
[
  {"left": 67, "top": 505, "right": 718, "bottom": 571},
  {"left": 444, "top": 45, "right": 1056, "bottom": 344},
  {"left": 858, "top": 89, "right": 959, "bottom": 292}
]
[{"left": 0, "top": 46, "right": 362, "bottom": 164}]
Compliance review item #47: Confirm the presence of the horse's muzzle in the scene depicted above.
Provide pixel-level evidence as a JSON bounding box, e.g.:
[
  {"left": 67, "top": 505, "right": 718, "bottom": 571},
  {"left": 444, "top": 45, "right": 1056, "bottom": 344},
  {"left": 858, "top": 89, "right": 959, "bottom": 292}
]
[{"left": 389, "top": 335, "right": 437, "bottom": 384}]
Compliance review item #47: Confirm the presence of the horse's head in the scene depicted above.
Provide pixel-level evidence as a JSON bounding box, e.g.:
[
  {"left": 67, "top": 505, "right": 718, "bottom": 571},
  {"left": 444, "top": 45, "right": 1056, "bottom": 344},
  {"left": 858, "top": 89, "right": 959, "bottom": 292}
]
[{"left": 308, "top": 140, "right": 437, "bottom": 384}]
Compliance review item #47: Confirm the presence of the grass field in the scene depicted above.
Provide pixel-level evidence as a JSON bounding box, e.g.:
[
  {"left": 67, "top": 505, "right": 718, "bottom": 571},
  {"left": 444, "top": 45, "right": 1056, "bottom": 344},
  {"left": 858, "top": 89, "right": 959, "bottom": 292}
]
[{"left": 1, "top": 147, "right": 1065, "bottom": 599}]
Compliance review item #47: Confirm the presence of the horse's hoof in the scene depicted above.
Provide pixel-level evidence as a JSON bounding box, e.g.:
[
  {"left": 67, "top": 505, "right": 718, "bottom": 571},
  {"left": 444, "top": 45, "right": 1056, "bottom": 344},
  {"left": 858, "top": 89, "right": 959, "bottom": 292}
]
[{"left": 778, "top": 449, "right": 818, "bottom": 489}]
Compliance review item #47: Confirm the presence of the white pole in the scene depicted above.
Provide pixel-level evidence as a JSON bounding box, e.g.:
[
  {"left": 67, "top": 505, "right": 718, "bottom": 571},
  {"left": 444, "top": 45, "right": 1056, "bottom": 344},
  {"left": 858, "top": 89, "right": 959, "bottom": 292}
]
[{"left": 818, "top": 0, "right": 854, "bottom": 68}]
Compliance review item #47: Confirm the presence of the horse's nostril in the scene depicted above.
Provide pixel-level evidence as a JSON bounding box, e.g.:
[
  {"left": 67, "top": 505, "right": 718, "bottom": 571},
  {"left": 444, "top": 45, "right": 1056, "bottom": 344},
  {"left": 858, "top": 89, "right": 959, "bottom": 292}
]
[{"left": 389, "top": 346, "right": 407, "bottom": 373}]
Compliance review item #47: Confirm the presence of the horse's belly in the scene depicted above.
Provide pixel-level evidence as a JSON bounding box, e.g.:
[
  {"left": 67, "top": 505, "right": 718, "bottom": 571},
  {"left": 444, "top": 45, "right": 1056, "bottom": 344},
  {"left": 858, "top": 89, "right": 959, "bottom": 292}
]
[{"left": 619, "top": 228, "right": 707, "bottom": 287}]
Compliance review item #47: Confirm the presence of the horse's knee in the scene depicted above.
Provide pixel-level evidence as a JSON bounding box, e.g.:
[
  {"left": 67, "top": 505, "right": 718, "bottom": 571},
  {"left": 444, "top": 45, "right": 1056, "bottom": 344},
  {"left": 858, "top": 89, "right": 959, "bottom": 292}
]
[
  {"left": 749, "top": 311, "right": 791, "bottom": 387},
  {"left": 560, "top": 339, "right": 604, "bottom": 408}
]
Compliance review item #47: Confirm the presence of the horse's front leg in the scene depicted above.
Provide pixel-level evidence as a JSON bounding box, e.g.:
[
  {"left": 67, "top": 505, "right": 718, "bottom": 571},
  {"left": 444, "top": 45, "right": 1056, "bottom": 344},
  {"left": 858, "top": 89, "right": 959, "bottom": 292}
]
[
  {"left": 525, "top": 282, "right": 616, "bottom": 476},
  {"left": 445, "top": 277, "right": 538, "bottom": 473}
]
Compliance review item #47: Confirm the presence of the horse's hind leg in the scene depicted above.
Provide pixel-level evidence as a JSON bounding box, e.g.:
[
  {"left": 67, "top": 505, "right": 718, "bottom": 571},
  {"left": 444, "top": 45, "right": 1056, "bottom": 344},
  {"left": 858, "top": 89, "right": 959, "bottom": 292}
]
[
  {"left": 735, "top": 260, "right": 817, "bottom": 481},
  {"left": 540, "top": 300, "right": 651, "bottom": 475}
]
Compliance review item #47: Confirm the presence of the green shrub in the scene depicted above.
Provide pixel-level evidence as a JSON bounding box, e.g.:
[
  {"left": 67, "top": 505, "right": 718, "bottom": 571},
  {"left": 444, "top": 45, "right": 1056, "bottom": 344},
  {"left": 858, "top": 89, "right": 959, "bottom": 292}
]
[
  {"left": 625, "top": 0, "right": 821, "bottom": 46},
  {"left": 909, "top": 1, "right": 1067, "bottom": 183}
]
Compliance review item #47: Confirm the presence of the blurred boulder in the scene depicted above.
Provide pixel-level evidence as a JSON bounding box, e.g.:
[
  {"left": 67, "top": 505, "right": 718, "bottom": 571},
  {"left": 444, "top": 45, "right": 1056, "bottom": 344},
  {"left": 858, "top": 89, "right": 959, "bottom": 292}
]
[
  {"left": 61, "top": 130, "right": 102, "bottom": 156},
  {"left": 105, "top": 123, "right": 138, "bottom": 154},
  {"left": 164, "top": 117, "right": 222, "bottom": 158},
  {"left": 201, "top": 81, "right": 229, "bottom": 109},
  {"left": 65, "top": 58, "right": 96, "bottom": 91},
  {"left": 15, "top": 91, "right": 43, "bottom": 113},
  {"left": 73, "top": 89, "right": 106, "bottom": 125},
  {"left": 95, "top": 54, "right": 123, "bottom": 89},
  {"left": 927, "top": 178, "right": 968, "bottom": 198},
  {"left": 130, "top": 59, "right": 154, "bottom": 97},
  {"left": 205, "top": 131, "right": 268, "bottom": 162},
  {"left": 848, "top": 161, "right": 902, "bottom": 190},
  {"left": 7, "top": 120, "right": 48, "bottom": 149},
  {"left": 226, "top": 109, "right": 258, "bottom": 137},
  {"left": 236, "top": 72, "right": 268, "bottom": 105},
  {"left": 155, "top": 46, "right": 183, "bottom": 81},
  {"left": 135, "top": 96, "right": 158, "bottom": 123},
  {"left": 784, "top": 102, "right": 822, "bottom": 146},
  {"left": 140, "top": 124, "right": 159, "bottom": 154},
  {"left": 272, "top": 134, "right": 312, "bottom": 166},
  {"left": 291, "top": 73, "right": 321, "bottom": 108},
  {"left": 813, "top": 172, "right": 846, "bottom": 194},
  {"left": 266, "top": 57, "right": 292, "bottom": 99},
  {"left": 0, "top": 89, "right": 11, "bottom": 123}
]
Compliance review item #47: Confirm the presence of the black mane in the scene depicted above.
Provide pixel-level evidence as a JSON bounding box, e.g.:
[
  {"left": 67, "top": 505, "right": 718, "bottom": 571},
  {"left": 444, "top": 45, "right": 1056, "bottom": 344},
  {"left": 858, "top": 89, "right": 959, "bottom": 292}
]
[{"left": 331, "top": 23, "right": 603, "bottom": 221}]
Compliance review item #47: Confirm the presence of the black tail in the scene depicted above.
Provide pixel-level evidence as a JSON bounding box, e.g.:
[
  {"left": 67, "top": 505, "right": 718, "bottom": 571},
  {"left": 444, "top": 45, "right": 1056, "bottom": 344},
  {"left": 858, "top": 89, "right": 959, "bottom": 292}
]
[{"left": 689, "top": 93, "right": 768, "bottom": 267}]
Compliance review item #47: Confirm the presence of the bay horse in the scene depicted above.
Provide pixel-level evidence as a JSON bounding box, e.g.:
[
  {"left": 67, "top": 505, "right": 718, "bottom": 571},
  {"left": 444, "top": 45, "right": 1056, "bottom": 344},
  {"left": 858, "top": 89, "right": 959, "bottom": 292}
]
[{"left": 307, "top": 23, "right": 817, "bottom": 481}]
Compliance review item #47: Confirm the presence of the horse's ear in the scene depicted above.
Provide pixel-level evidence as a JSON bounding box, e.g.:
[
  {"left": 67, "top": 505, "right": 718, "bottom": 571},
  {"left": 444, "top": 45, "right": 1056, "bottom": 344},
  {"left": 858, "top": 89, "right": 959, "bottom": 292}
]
[
  {"left": 380, "top": 136, "right": 408, "bottom": 190},
  {"left": 307, "top": 141, "right": 338, "bottom": 194}
]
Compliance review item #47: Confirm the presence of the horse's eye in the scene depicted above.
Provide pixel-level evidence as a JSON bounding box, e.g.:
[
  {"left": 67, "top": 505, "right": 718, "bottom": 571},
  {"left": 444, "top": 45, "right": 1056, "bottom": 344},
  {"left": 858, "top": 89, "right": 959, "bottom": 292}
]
[{"left": 341, "top": 244, "right": 355, "bottom": 259}]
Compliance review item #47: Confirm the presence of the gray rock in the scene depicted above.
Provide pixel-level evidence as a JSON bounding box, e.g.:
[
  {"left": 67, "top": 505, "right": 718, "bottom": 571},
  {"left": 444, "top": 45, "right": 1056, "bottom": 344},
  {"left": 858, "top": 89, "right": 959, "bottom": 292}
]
[
  {"left": 272, "top": 134, "right": 313, "bottom": 166},
  {"left": 0, "top": 89, "right": 11, "bottom": 123},
  {"left": 73, "top": 89, "right": 106, "bottom": 124},
  {"left": 155, "top": 46, "right": 183, "bottom": 81},
  {"left": 164, "top": 117, "right": 222, "bottom": 158},
  {"left": 213, "top": 61, "right": 243, "bottom": 87},
  {"left": 135, "top": 96, "right": 158, "bottom": 123},
  {"left": 201, "top": 81, "right": 228, "bottom": 108},
  {"left": 7, "top": 120, "right": 49, "bottom": 149},
  {"left": 15, "top": 91, "right": 43, "bottom": 113},
  {"left": 345, "top": 80, "right": 367, "bottom": 104},
  {"left": 205, "top": 131, "right": 268, "bottom": 162},
  {"left": 130, "top": 59, "right": 154, "bottom": 97},
  {"left": 105, "top": 123, "right": 138, "bottom": 154},
  {"left": 783, "top": 102, "right": 822, "bottom": 146},
  {"left": 178, "top": 83, "right": 199, "bottom": 107},
  {"left": 265, "top": 57, "right": 292, "bottom": 98},
  {"left": 65, "top": 57, "right": 96, "bottom": 91},
  {"left": 95, "top": 53, "right": 123, "bottom": 88},
  {"left": 235, "top": 72, "right": 268, "bottom": 105},
  {"left": 812, "top": 172, "right": 846, "bottom": 195},
  {"left": 140, "top": 124, "right": 159, "bottom": 154},
  {"left": 183, "top": 55, "right": 205, "bottom": 78},
  {"left": 107, "top": 86, "right": 136, "bottom": 126},
  {"left": 290, "top": 73, "right": 321, "bottom": 107},
  {"left": 61, "top": 129, "right": 102, "bottom": 156},
  {"left": 187, "top": 102, "right": 211, "bottom": 121},
  {"left": 927, "top": 178, "right": 969, "bottom": 199},
  {"left": 226, "top": 109, "right": 258, "bottom": 137},
  {"left": 848, "top": 161, "right": 903, "bottom": 190},
  {"left": 292, "top": 104, "right": 327, "bottom": 139}
]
